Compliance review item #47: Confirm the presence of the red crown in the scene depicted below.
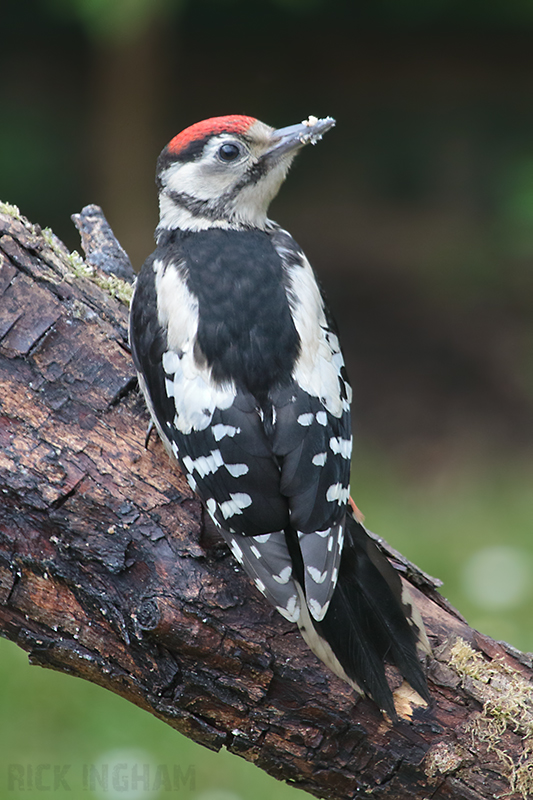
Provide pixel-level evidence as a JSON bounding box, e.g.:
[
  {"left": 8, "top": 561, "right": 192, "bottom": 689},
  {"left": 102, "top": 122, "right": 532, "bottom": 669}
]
[{"left": 167, "top": 115, "right": 257, "bottom": 154}]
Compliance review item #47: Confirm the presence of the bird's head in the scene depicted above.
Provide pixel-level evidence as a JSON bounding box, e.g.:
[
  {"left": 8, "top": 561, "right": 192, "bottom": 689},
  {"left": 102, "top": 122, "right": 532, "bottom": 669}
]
[{"left": 156, "top": 114, "right": 335, "bottom": 234}]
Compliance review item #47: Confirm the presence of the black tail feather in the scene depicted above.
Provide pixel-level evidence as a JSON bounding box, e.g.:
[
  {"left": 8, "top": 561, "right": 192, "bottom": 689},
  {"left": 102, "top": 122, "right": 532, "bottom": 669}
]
[{"left": 314, "top": 512, "right": 430, "bottom": 717}]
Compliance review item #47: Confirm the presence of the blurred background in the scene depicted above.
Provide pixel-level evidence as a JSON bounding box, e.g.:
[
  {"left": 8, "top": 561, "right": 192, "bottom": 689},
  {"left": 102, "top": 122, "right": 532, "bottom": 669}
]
[{"left": 1, "top": 0, "right": 533, "bottom": 798}]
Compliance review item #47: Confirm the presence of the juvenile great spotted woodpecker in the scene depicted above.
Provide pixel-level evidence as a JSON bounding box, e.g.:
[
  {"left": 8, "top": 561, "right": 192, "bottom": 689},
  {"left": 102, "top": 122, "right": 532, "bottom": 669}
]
[{"left": 129, "top": 114, "right": 430, "bottom": 718}]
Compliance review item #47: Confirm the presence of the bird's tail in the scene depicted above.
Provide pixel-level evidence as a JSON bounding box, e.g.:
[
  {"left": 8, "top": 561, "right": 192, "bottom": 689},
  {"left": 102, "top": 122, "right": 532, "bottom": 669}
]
[{"left": 296, "top": 511, "right": 431, "bottom": 719}]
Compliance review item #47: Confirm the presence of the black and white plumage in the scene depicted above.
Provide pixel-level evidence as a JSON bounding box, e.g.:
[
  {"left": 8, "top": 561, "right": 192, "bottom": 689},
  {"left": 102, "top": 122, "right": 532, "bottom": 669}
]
[{"left": 129, "top": 114, "right": 430, "bottom": 718}]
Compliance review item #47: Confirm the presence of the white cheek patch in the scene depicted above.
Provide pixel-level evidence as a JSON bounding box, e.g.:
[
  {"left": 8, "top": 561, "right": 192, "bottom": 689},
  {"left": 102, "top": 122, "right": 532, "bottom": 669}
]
[
  {"left": 161, "top": 157, "right": 238, "bottom": 202},
  {"left": 158, "top": 133, "right": 291, "bottom": 232},
  {"left": 232, "top": 160, "right": 290, "bottom": 228}
]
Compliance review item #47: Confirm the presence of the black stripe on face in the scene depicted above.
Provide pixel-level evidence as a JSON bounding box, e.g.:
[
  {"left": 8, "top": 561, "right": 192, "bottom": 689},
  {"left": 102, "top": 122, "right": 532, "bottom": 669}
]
[
  {"left": 165, "top": 190, "right": 226, "bottom": 221},
  {"left": 157, "top": 139, "right": 208, "bottom": 175},
  {"left": 238, "top": 157, "right": 271, "bottom": 187},
  {"left": 157, "top": 141, "right": 272, "bottom": 219}
]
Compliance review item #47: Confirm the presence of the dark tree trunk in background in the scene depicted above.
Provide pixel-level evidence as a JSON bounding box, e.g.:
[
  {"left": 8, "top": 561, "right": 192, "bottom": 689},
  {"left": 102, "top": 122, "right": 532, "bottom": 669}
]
[
  {"left": 1, "top": 204, "right": 533, "bottom": 800},
  {"left": 88, "top": 20, "right": 167, "bottom": 268}
]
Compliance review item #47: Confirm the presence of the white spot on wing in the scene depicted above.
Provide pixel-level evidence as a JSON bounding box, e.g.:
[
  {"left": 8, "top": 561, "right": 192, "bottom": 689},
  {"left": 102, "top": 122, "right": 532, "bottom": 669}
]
[
  {"left": 312, "top": 452, "right": 327, "bottom": 466},
  {"left": 326, "top": 483, "right": 350, "bottom": 505},
  {"left": 212, "top": 423, "right": 240, "bottom": 441},
  {"left": 250, "top": 545, "right": 261, "bottom": 559},
  {"left": 297, "top": 413, "right": 314, "bottom": 426},
  {"left": 183, "top": 449, "right": 224, "bottom": 478},
  {"left": 316, "top": 411, "right": 328, "bottom": 426},
  {"left": 329, "top": 436, "right": 352, "bottom": 459},
  {"left": 225, "top": 462, "right": 249, "bottom": 478},
  {"left": 254, "top": 533, "right": 271, "bottom": 543},
  {"left": 205, "top": 498, "right": 221, "bottom": 527},
  {"left": 254, "top": 578, "right": 266, "bottom": 594},
  {"left": 219, "top": 493, "right": 253, "bottom": 519},
  {"left": 230, "top": 539, "right": 244, "bottom": 564}
]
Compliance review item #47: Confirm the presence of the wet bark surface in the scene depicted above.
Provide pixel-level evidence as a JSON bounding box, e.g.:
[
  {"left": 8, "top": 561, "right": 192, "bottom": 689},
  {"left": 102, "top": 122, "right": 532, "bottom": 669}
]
[{"left": 1, "top": 204, "right": 532, "bottom": 800}]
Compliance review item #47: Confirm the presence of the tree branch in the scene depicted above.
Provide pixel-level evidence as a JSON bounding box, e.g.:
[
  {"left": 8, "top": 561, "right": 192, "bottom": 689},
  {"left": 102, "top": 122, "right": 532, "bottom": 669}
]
[{"left": 1, "top": 202, "right": 532, "bottom": 800}]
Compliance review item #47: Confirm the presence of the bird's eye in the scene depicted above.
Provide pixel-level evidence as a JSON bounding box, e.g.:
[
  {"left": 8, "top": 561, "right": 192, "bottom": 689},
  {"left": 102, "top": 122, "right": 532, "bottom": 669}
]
[{"left": 218, "top": 143, "right": 241, "bottom": 162}]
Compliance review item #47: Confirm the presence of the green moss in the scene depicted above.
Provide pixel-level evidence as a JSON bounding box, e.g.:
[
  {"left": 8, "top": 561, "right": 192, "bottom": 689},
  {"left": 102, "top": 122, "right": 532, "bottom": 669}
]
[
  {"left": 449, "top": 639, "right": 533, "bottom": 799},
  {"left": 449, "top": 639, "right": 492, "bottom": 683},
  {"left": 63, "top": 247, "right": 134, "bottom": 306},
  {"left": 95, "top": 271, "right": 134, "bottom": 305},
  {"left": 42, "top": 224, "right": 133, "bottom": 306},
  {"left": 0, "top": 200, "right": 22, "bottom": 218}
]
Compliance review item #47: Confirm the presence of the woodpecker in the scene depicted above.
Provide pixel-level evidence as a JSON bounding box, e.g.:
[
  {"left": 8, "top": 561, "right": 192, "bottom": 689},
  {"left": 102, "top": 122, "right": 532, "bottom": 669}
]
[{"left": 129, "top": 114, "right": 430, "bottom": 718}]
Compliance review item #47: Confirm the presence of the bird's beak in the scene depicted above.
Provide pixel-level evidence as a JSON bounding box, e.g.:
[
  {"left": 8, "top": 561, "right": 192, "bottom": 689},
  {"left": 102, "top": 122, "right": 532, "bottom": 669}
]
[{"left": 267, "top": 116, "right": 336, "bottom": 158}]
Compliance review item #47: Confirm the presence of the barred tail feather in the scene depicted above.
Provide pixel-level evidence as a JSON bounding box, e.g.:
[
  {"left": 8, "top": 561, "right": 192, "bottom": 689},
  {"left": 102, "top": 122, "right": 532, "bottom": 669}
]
[{"left": 298, "top": 511, "right": 431, "bottom": 718}]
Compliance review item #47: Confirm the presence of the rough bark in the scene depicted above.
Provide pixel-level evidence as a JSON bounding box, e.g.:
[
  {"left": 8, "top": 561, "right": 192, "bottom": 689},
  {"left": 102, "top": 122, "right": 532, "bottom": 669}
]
[{"left": 1, "top": 202, "right": 532, "bottom": 800}]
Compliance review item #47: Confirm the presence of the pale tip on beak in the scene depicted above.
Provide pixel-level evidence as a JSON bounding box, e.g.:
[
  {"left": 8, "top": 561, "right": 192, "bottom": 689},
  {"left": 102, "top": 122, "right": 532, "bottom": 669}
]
[{"left": 268, "top": 116, "right": 336, "bottom": 157}]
